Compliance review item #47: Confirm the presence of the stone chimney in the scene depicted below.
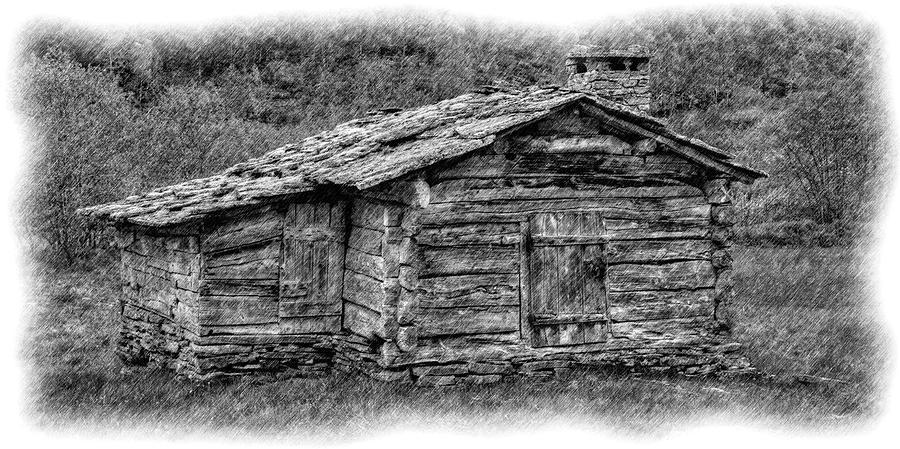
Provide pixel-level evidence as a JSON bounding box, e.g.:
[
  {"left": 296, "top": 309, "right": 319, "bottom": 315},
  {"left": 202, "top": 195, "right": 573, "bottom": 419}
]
[{"left": 566, "top": 44, "right": 651, "bottom": 112}]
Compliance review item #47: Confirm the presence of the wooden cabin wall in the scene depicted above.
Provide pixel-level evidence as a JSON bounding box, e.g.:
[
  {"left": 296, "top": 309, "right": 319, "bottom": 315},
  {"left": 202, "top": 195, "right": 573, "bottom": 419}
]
[
  {"left": 415, "top": 107, "right": 718, "bottom": 352},
  {"left": 191, "top": 202, "right": 347, "bottom": 376},
  {"left": 199, "top": 205, "right": 283, "bottom": 336},
  {"left": 117, "top": 227, "right": 201, "bottom": 375},
  {"left": 342, "top": 197, "right": 387, "bottom": 339}
]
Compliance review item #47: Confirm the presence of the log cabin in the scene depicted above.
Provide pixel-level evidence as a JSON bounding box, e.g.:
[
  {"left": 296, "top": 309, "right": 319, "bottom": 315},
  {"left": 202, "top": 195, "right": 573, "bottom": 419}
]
[{"left": 80, "top": 46, "right": 766, "bottom": 385}]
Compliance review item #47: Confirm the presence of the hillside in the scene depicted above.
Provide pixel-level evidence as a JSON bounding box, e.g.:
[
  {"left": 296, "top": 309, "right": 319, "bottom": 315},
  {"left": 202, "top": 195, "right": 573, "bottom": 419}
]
[{"left": 14, "top": 7, "right": 890, "bottom": 262}]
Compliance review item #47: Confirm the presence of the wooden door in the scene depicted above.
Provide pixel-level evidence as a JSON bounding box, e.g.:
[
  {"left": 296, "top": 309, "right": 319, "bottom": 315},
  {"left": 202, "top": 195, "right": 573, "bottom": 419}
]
[
  {"left": 526, "top": 212, "right": 608, "bottom": 347},
  {"left": 279, "top": 201, "right": 346, "bottom": 333}
]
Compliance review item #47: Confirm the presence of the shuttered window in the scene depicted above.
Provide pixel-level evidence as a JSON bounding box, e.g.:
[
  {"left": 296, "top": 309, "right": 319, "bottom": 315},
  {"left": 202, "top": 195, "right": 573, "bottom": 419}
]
[{"left": 526, "top": 212, "right": 609, "bottom": 347}]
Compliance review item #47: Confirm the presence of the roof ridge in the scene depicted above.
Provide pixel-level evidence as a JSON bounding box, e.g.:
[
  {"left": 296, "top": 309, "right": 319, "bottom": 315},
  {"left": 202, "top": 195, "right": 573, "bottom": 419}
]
[{"left": 79, "top": 86, "right": 764, "bottom": 228}]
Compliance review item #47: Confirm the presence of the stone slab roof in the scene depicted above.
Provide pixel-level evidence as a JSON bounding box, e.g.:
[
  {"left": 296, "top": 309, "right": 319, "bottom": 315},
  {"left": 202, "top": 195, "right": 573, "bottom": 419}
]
[{"left": 79, "top": 85, "right": 766, "bottom": 228}]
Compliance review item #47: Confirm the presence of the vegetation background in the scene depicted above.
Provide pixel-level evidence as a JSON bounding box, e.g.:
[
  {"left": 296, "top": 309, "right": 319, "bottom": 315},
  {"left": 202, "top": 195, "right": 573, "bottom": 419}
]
[
  {"left": 13, "top": 7, "right": 892, "bottom": 264},
  {"left": 12, "top": 6, "right": 893, "bottom": 434}
]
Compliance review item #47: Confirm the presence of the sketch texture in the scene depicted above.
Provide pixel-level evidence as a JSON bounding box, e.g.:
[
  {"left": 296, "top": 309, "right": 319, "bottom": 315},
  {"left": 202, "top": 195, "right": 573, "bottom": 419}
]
[{"left": 16, "top": 6, "right": 889, "bottom": 437}]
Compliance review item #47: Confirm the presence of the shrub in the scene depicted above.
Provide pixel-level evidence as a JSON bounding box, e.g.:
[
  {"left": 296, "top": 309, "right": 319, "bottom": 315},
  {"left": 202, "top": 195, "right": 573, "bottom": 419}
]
[{"left": 15, "top": 49, "right": 144, "bottom": 264}]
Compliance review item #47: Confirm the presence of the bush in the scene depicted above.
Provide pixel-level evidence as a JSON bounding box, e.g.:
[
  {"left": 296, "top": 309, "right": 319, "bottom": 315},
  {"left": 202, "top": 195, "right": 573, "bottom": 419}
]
[
  {"left": 15, "top": 49, "right": 144, "bottom": 264},
  {"left": 733, "top": 220, "right": 868, "bottom": 247}
]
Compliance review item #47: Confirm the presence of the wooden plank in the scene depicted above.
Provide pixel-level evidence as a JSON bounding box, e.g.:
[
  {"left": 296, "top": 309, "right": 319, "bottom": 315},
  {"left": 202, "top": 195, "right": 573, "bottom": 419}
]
[
  {"left": 606, "top": 239, "right": 712, "bottom": 264},
  {"left": 557, "top": 323, "right": 583, "bottom": 345},
  {"left": 533, "top": 325, "right": 558, "bottom": 347},
  {"left": 518, "top": 220, "right": 530, "bottom": 342},
  {"left": 514, "top": 135, "right": 633, "bottom": 154},
  {"left": 199, "top": 296, "right": 278, "bottom": 326},
  {"left": 343, "top": 300, "right": 383, "bottom": 339},
  {"left": 532, "top": 235, "right": 607, "bottom": 246},
  {"left": 529, "top": 313, "right": 607, "bottom": 325},
  {"left": 327, "top": 239, "right": 345, "bottom": 311},
  {"left": 201, "top": 323, "right": 279, "bottom": 336},
  {"left": 202, "top": 207, "right": 283, "bottom": 253},
  {"left": 434, "top": 153, "right": 703, "bottom": 181},
  {"left": 556, "top": 215, "right": 581, "bottom": 315},
  {"left": 420, "top": 245, "right": 518, "bottom": 277},
  {"left": 604, "top": 218, "right": 710, "bottom": 240},
  {"left": 204, "top": 240, "right": 281, "bottom": 280},
  {"left": 608, "top": 289, "right": 715, "bottom": 322},
  {"left": 313, "top": 239, "right": 328, "bottom": 301},
  {"left": 205, "top": 239, "right": 280, "bottom": 267},
  {"left": 279, "top": 315, "right": 341, "bottom": 334},
  {"left": 343, "top": 271, "right": 384, "bottom": 311},
  {"left": 582, "top": 322, "right": 608, "bottom": 344},
  {"left": 608, "top": 316, "right": 715, "bottom": 344},
  {"left": 420, "top": 197, "right": 710, "bottom": 225},
  {"left": 418, "top": 273, "right": 519, "bottom": 308},
  {"left": 350, "top": 198, "right": 384, "bottom": 231},
  {"left": 278, "top": 298, "right": 342, "bottom": 318},
  {"left": 429, "top": 178, "right": 702, "bottom": 204},
  {"left": 580, "top": 102, "right": 761, "bottom": 182},
  {"left": 345, "top": 247, "right": 384, "bottom": 280},
  {"left": 200, "top": 279, "right": 279, "bottom": 297},
  {"left": 583, "top": 244, "right": 606, "bottom": 314},
  {"left": 417, "top": 306, "right": 519, "bottom": 337},
  {"left": 417, "top": 222, "right": 520, "bottom": 246},
  {"left": 347, "top": 225, "right": 383, "bottom": 255},
  {"left": 607, "top": 261, "right": 716, "bottom": 292}
]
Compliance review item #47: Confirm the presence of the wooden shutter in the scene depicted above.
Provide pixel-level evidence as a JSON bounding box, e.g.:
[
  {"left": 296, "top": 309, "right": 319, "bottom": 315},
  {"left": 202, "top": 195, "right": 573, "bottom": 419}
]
[
  {"left": 280, "top": 201, "right": 346, "bottom": 333},
  {"left": 527, "top": 212, "right": 608, "bottom": 347}
]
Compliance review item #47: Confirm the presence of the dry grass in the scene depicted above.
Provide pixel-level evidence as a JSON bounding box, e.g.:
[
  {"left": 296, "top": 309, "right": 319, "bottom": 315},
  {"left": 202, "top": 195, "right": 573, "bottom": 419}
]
[{"left": 20, "top": 245, "right": 888, "bottom": 439}]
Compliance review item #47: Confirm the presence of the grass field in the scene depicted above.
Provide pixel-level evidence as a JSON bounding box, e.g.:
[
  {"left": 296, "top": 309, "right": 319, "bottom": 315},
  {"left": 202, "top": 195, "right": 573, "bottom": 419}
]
[{"left": 20, "top": 245, "right": 888, "bottom": 439}]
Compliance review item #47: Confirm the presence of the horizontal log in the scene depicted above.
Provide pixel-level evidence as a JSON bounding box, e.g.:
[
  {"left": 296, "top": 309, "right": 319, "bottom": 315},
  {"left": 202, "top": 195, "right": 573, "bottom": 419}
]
[
  {"left": 200, "top": 323, "right": 280, "bottom": 336},
  {"left": 345, "top": 247, "right": 384, "bottom": 280},
  {"left": 417, "top": 222, "right": 520, "bottom": 246},
  {"left": 430, "top": 178, "right": 702, "bottom": 204},
  {"left": 531, "top": 235, "right": 607, "bottom": 246},
  {"left": 607, "top": 261, "right": 715, "bottom": 292},
  {"left": 604, "top": 218, "right": 710, "bottom": 240},
  {"left": 608, "top": 289, "right": 714, "bottom": 321},
  {"left": 347, "top": 225, "right": 383, "bottom": 255},
  {"left": 529, "top": 313, "right": 607, "bottom": 325},
  {"left": 203, "top": 207, "right": 283, "bottom": 253},
  {"left": 608, "top": 317, "right": 715, "bottom": 344},
  {"left": 605, "top": 239, "right": 712, "bottom": 264},
  {"left": 205, "top": 239, "right": 280, "bottom": 267},
  {"left": 279, "top": 315, "right": 341, "bottom": 334},
  {"left": 203, "top": 244, "right": 281, "bottom": 280},
  {"left": 420, "top": 197, "right": 709, "bottom": 225},
  {"left": 434, "top": 153, "right": 703, "bottom": 181},
  {"left": 278, "top": 298, "right": 341, "bottom": 318},
  {"left": 173, "top": 301, "right": 198, "bottom": 329},
  {"left": 199, "top": 279, "right": 279, "bottom": 297},
  {"left": 420, "top": 245, "right": 519, "bottom": 277},
  {"left": 417, "top": 306, "right": 519, "bottom": 337},
  {"left": 418, "top": 273, "right": 519, "bottom": 308},
  {"left": 343, "top": 271, "right": 384, "bottom": 312},
  {"left": 343, "top": 300, "right": 384, "bottom": 340},
  {"left": 199, "top": 296, "right": 278, "bottom": 326},
  {"left": 513, "top": 135, "right": 633, "bottom": 155},
  {"left": 350, "top": 198, "right": 385, "bottom": 231}
]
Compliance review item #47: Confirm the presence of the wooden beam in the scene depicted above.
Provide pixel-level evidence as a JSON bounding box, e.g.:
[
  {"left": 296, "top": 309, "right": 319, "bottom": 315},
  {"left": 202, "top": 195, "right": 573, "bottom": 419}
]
[{"left": 579, "top": 101, "right": 761, "bottom": 183}]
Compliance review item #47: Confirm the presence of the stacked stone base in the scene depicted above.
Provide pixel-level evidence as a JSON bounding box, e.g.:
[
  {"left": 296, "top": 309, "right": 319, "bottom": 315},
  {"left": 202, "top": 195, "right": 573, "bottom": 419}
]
[
  {"left": 119, "top": 311, "right": 755, "bottom": 385},
  {"left": 397, "top": 345, "right": 756, "bottom": 387},
  {"left": 118, "top": 304, "right": 199, "bottom": 376}
]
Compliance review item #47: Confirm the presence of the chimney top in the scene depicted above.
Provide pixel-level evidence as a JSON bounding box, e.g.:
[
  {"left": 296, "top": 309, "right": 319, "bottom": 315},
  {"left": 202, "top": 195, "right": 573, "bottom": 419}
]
[
  {"left": 566, "top": 44, "right": 650, "bottom": 59},
  {"left": 565, "top": 44, "right": 652, "bottom": 112}
]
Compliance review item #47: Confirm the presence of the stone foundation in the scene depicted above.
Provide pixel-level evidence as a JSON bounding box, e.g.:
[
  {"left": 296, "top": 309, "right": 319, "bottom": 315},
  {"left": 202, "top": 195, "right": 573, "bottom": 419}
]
[{"left": 119, "top": 308, "right": 754, "bottom": 385}]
